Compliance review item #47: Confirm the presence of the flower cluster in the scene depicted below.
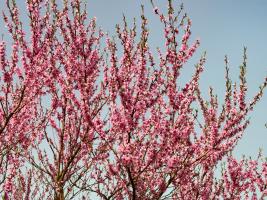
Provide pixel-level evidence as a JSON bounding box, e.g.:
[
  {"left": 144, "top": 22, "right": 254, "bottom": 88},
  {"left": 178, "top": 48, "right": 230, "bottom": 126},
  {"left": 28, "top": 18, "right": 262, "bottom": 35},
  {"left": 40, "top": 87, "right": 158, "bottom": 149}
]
[{"left": 0, "top": 0, "right": 266, "bottom": 199}]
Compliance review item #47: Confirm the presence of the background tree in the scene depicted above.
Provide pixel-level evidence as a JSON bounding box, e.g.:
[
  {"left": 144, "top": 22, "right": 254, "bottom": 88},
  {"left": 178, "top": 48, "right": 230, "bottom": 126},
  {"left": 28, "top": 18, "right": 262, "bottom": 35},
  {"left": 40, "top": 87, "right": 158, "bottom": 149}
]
[
  {"left": 0, "top": 0, "right": 54, "bottom": 196},
  {"left": 0, "top": 0, "right": 267, "bottom": 199},
  {"left": 2, "top": 0, "right": 108, "bottom": 199}
]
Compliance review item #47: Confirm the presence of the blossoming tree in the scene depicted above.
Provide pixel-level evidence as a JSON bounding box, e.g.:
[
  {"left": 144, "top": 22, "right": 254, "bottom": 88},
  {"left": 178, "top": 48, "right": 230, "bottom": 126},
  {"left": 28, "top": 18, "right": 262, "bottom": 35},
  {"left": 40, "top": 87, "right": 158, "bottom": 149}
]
[{"left": 1, "top": 0, "right": 267, "bottom": 199}]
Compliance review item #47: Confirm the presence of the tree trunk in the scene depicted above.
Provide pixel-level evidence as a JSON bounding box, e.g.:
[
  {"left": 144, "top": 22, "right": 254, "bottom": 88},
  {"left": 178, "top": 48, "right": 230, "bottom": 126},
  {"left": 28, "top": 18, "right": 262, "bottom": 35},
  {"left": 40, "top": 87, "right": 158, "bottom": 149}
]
[{"left": 54, "top": 186, "right": 64, "bottom": 200}]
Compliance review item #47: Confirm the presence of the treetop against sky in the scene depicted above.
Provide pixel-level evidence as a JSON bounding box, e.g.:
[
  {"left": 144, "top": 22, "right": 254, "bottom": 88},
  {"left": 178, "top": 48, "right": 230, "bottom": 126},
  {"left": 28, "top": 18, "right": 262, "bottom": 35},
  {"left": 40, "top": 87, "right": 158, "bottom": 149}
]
[{"left": 0, "top": 0, "right": 267, "bottom": 199}]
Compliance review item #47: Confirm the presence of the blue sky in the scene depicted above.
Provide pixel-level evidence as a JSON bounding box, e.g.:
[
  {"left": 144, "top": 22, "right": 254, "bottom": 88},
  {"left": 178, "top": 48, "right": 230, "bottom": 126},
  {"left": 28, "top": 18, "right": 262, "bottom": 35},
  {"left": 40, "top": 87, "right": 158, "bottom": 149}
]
[
  {"left": 1, "top": 0, "right": 267, "bottom": 181},
  {"left": 75, "top": 0, "right": 267, "bottom": 158}
]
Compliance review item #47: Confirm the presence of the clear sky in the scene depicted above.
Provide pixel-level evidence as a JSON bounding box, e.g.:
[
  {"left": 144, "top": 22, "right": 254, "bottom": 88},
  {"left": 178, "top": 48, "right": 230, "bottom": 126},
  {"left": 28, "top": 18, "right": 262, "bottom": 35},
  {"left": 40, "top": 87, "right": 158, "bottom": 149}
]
[
  {"left": 78, "top": 0, "right": 267, "bottom": 159},
  {"left": 1, "top": 0, "right": 267, "bottom": 197},
  {"left": 83, "top": 0, "right": 267, "bottom": 159}
]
